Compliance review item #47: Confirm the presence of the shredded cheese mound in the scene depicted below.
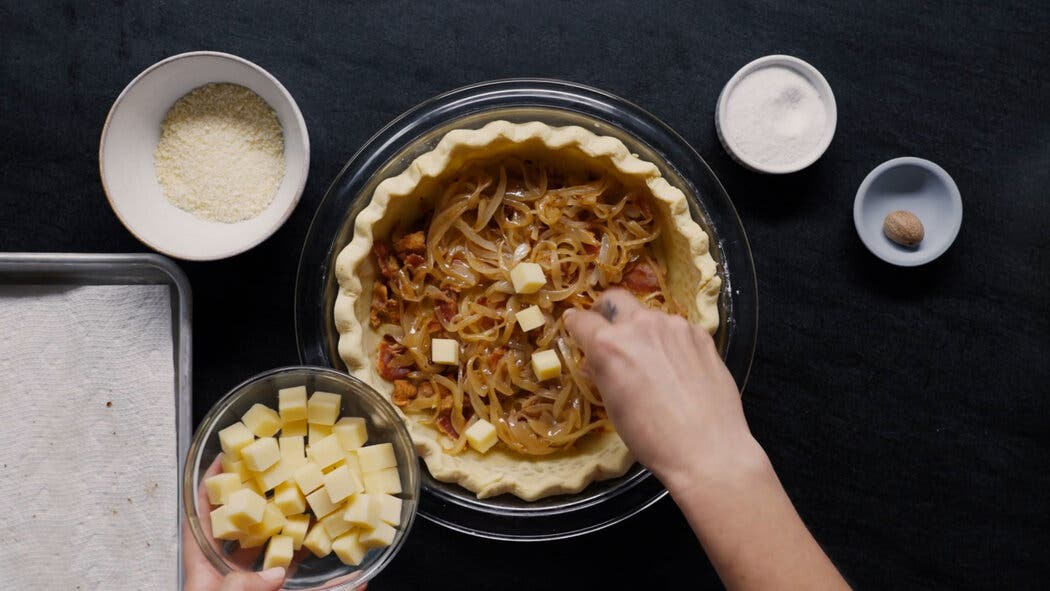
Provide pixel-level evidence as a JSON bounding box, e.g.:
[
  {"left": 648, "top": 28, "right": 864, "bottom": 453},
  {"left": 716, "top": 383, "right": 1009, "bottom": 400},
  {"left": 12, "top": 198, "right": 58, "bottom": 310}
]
[{"left": 154, "top": 83, "right": 285, "bottom": 223}]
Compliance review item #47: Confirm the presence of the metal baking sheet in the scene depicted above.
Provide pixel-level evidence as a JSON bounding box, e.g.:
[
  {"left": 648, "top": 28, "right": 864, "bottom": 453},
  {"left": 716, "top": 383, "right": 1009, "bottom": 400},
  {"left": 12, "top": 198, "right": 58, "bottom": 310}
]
[{"left": 0, "top": 252, "right": 191, "bottom": 589}]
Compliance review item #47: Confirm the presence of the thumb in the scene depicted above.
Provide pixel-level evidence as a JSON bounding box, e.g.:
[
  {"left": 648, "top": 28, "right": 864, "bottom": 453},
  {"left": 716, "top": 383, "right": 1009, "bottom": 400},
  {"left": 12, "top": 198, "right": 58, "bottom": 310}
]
[{"left": 220, "top": 567, "right": 285, "bottom": 591}]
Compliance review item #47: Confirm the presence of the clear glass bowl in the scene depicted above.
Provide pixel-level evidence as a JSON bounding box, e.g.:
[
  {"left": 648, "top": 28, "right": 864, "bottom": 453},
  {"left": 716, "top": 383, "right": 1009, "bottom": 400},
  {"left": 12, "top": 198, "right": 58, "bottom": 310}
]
[
  {"left": 184, "top": 366, "right": 421, "bottom": 590},
  {"left": 295, "top": 79, "right": 757, "bottom": 540}
]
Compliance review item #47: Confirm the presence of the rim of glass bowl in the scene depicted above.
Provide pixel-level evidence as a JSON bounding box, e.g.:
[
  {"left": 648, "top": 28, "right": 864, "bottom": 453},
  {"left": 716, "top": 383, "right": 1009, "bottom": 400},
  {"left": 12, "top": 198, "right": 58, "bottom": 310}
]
[
  {"left": 183, "top": 365, "right": 421, "bottom": 589},
  {"left": 294, "top": 78, "right": 758, "bottom": 540}
]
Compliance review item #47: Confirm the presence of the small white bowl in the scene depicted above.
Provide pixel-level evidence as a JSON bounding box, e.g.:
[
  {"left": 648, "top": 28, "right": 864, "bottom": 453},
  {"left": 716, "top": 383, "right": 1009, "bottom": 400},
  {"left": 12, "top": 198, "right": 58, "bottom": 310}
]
[
  {"left": 99, "top": 51, "right": 309, "bottom": 261},
  {"left": 715, "top": 54, "right": 837, "bottom": 174},
  {"left": 854, "top": 157, "right": 963, "bottom": 266}
]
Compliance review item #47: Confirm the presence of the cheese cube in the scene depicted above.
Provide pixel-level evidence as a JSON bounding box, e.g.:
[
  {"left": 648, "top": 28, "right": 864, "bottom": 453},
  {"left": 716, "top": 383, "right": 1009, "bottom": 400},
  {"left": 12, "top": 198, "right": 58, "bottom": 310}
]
[
  {"left": 431, "top": 338, "right": 459, "bottom": 365},
  {"left": 343, "top": 451, "right": 363, "bottom": 480},
  {"left": 204, "top": 472, "right": 243, "bottom": 505},
  {"left": 303, "top": 522, "right": 333, "bottom": 558},
  {"left": 320, "top": 508, "right": 354, "bottom": 538},
  {"left": 263, "top": 535, "right": 294, "bottom": 570},
  {"left": 293, "top": 461, "right": 325, "bottom": 494},
  {"left": 515, "top": 305, "right": 545, "bottom": 332},
  {"left": 306, "top": 488, "right": 342, "bottom": 518},
  {"left": 279, "top": 435, "right": 306, "bottom": 469},
  {"left": 343, "top": 493, "right": 378, "bottom": 528},
  {"left": 357, "top": 443, "right": 397, "bottom": 473},
  {"left": 278, "top": 386, "right": 308, "bottom": 422},
  {"left": 331, "top": 531, "right": 367, "bottom": 566},
  {"left": 323, "top": 465, "right": 364, "bottom": 503},
  {"left": 254, "top": 460, "right": 292, "bottom": 492},
  {"left": 241, "top": 437, "right": 280, "bottom": 472},
  {"left": 244, "top": 477, "right": 266, "bottom": 497},
  {"left": 375, "top": 494, "right": 403, "bottom": 526},
  {"left": 510, "top": 262, "right": 546, "bottom": 294},
  {"left": 281, "top": 419, "right": 307, "bottom": 438},
  {"left": 273, "top": 481, "right": 307, "bottom": 516},
  {"left": 209, "top": 506, "right": 243, "bottom": 540},
  {"left": 362, "top": 467, "right": 402, "bottom": 495},
  {"left": 281, "top": 513, "right": 310, "bottom": 550},
  {"left": 308, "top": 423, "right": 333, "bottom": 444},
  {"left": 239, "top": 502, "right": 287, "bottom": 548},
  {"left": 225, "top": 488, "right": 266, "bottom": 529},
  {"left": 220, "top": 455, "right": 251, "bottom": 483},
  {"left": 333, "top": 417, "right": 368, "bottom": 450},
  {"left": 307, "top": 434, "right": 345, "bottom": 469},
  {"left": 307, "top": 391, "right": 342, "bottom": 426},
  {"left": 218, "top": 422, "right": 254, "bottom": 459},
  {"left": 531, "top": 349, "right": 561, "bottom": 381},
  {"left": 464, "top": 418, "right": 499, "bottom": 454},
  {"left": 359, "top": 521, "right": 397, "bottom": 549},
  {"left": 241, "top": 403, "right": 281, "bottom": 438}
]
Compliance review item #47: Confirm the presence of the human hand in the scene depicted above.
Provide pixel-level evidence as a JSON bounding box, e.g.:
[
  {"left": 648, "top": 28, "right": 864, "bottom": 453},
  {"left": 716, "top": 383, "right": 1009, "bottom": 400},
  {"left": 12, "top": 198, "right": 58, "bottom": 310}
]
[
  {"left": 564, "top": 288, "right": 762, "bottom": 493},
  {"left": 182, "top": 458, "right": 285, "bottom": 591}
]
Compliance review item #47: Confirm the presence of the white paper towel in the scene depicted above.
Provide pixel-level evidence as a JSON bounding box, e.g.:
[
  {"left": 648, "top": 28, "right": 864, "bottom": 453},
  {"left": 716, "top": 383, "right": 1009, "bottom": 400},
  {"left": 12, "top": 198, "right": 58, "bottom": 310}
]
[{"left": 0, "top": 284, "right": 178, "bottom": 590}]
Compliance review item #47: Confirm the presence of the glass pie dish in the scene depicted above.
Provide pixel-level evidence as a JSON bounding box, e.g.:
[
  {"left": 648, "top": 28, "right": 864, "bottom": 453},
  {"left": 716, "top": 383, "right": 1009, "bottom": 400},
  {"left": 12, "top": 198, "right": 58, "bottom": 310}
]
[{"left": 295, "top": 79, "right": 757, "bottom": 541}]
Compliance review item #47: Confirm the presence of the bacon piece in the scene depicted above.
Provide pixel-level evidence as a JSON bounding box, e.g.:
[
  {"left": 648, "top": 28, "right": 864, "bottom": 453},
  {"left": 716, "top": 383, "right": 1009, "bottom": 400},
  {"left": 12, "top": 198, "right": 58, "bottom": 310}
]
[
  {"left": 487, "top": 346, "right": 508, "bottom": 371},
  {"left": 372, "top": 241, "right": 400, "bottom": 280},
  {"left": 369, "top": 282, "right": 400, "bottom": 328},
  {"left": 433, "top": 290, "right": 457, "bottom": 324},
  {"left": 377, "top": 340, "right": 411, "bottom": 380},
  {"left": 436, "top": 413, "right": 458, "bottom": 439},
  {"left": 394, "top": 231, "right": 426, "bottom": 257},
  {"left": 403, "top": 253, "right": 425, "bottom": 269},
  {"left": 618, "top": 261, "right": 660, "bottom": 294},
  {"left": 391, "top": 380, "right": 418, "bottom": 407}
]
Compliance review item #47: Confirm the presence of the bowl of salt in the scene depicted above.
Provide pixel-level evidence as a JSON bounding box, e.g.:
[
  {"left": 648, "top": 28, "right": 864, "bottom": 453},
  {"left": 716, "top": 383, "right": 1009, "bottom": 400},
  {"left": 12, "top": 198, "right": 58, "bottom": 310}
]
[{"left": 715, "top": 54, "right": 837, "bottom": 174}]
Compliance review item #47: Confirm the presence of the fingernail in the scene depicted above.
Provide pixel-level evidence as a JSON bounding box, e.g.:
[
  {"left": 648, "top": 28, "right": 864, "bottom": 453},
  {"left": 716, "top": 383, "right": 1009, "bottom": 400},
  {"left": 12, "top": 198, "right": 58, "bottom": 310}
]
[{"left": 259, "top": 567, "right": 285, "bottom": 583}]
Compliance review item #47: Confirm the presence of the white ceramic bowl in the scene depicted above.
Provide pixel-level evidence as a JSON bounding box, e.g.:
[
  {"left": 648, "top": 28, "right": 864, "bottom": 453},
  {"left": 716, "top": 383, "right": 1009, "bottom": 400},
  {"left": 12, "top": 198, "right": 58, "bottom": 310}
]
[
  {"left": 715, "top": 54, "right": 837, "bottom": 174},
  {"left": 99, "top": 51, "right": 309, "bottom": 261},
  {"left": 854, "top": 157, "right": 963, "bottom": 266}
]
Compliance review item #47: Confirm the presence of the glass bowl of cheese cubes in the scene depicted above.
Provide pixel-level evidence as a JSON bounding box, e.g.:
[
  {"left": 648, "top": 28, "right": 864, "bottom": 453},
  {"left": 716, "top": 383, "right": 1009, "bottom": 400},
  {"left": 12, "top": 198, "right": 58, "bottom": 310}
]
[{"left": 184, "top": 365, "right": 420, "bottom": 589}]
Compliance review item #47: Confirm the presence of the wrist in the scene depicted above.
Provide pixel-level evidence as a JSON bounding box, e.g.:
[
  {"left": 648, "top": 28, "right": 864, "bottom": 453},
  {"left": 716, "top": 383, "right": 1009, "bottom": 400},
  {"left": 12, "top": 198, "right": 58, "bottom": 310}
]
[{"left": 659, "top": 434, "right": 774, "bottom": 500}]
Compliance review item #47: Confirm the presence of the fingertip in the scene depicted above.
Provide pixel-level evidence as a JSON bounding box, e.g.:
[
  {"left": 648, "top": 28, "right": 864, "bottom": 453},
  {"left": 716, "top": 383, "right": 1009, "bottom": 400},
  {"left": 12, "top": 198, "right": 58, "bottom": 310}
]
[{"left": 259, "top": 567, "right": 286, "bottom": 584}]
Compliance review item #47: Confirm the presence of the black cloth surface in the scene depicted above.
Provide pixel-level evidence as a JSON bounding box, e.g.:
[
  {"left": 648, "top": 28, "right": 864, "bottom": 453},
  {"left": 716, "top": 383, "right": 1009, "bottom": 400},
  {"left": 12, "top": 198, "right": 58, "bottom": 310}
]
[{"left": 2, "top": 1, "right": 1048, "bottom": 589}]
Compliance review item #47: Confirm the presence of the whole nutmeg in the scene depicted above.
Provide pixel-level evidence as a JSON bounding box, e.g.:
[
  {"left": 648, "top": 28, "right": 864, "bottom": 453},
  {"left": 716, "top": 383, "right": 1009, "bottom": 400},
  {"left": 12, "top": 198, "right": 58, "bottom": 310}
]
[{"left": 883, "top": 210, "right": 924, "bottom": 247}]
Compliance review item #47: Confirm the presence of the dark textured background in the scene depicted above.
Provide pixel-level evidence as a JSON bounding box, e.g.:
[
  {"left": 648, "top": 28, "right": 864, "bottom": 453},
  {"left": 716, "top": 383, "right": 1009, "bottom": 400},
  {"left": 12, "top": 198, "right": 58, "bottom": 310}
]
[{"left": 2, "top": 1, "right": 1048, "bottom": 589}]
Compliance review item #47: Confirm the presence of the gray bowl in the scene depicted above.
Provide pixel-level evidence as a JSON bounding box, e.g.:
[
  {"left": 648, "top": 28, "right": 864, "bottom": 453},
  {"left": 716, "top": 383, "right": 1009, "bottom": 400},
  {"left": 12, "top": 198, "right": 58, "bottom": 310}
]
[{"left": 854, "top": 157, "right": 962, "bottom": 266}]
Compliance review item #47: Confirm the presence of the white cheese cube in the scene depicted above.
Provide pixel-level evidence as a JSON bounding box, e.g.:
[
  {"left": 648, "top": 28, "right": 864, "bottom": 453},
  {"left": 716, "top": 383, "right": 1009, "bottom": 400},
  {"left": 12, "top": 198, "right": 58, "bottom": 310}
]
[
  {"left": 343, "top": 451, "right": 363, "bottom": 480},
  {"left": 218, "top": 422, "right": 254, "bottom": 460},
  {"left": 375, "top": 494, "right": 403, "bottom": 526},
  {"left": 320, "top": 508, "right": 354, "bottom": 538},
  {"left": 357, "top": 443, "right": 397, "bottom": 473},
  {"left": 333, "top": 417, "right": 368, "bottom": 450},
  {"left": 307, "top": 391, "right": 342, "bottom": 426},
  {"left": 343, "top": 493, "right": 378, "bottom": 528},
  {"left": 464, "top": 419, "right": 499, "bottom": 454},
  {"left": 273, "top": 481, "right": 306, "bottom": 516},
  {"left": 307, "top": 434, "right": 345, "bottom": 469},
  {"left": 220, "top": 455, "right": 250, "bottom": 483},
  {"left": 204, "top": 472, "right": 243, "bottom": 505},
  {"left": 322, "top": 465, "right": 363, "bottom": 503},
  {"left": 241, "top": 403, "right": 281, "bottom": 438},
  {"left": 431, "top": 338, "right": 459, "bottom": 365},
  {"left": 239, "top": 502, "right": 287, "bottom": 548},
  {"left": 225, "top": 488, "right": 266, "bottom": 529},
  {"left": 531, "top": 349, "right": 562, "bottom": 381},
  {"left": 305, "top": 487, "right": 342, "bottom": 518},
  {"left": 331, "top": 531, "right": 367, "bottom": 566},
  {"left": 359, "top": 521, "right": 397, "bottom": 549},
  {"left": 510, "top": 262, "right": 546, "bottom": 294},
  {"left": 292, "top": 461, "right": 325, "bottom": 494},
  {"left": 209, "top": 506, "right": 243, "bottom": 540},
  {"left": 263, "top": 534, "right": 294, "bottom": 570},
  {"left": 281, "top": 513, "right": 310, "bottom": 550},
  {"left": 303, "top": 522, "right": 333, "bottom": 558},
  {"left": 253, "top": 459, "right": 291, "bottom": 492},
  {"left": 240, "top": 437, "right": 280, "bottom": 472},
  {"left": 279, "top": 435, "right": 306, "bottom": 469},
  {"left": 278, "top": 386, "right": 308, "bottom": 422},
  {"left": 515, "top": 305, "right": 545, "bottom": 332},
  {"left": 308, "top": 423, "right": 333, "bottom": 445},
  {"left": 281, "top": 419, "right": 307, "bottom": 438},
  {"left": 362, "top": 467, "right": 402, "bottom": 495}
]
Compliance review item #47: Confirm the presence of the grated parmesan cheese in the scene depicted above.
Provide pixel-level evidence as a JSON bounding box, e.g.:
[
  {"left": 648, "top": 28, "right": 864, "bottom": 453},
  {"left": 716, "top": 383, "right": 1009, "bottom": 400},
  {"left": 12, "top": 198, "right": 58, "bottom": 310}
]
[{"left": 154, "top": 83, "right": 285, "bottom": 223}]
